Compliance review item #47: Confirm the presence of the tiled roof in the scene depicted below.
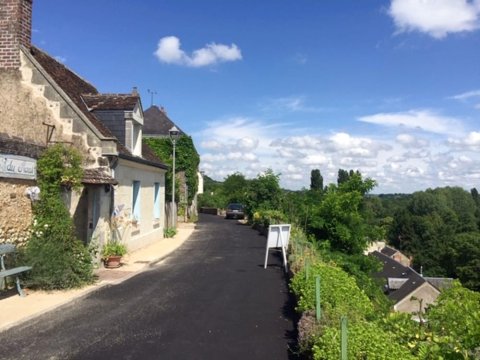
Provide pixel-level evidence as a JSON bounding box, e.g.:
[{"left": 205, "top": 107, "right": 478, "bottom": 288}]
[
  {"left": 29, "top": 46, "right": 114, "bottom": 139},
  {"left": 82, "top": 94, "right": 139, "bottom": 111},
  {"left": 143, "top": 105, "right": 184, "bottom": 136},
  {"left": 82, "top": 168, "right": 118, "bottom": 185},
  {"left": 371, "top": 251, "right": 426, "bottom": 303},
  {"left": 424, "top": 277, "right": 454, "bottom": 291},
  {"left": 380, "top": 246, "right": 398, "bottom": 257},
  {"left": 29, "top": 47, "right": 166, "bottom": 169}
]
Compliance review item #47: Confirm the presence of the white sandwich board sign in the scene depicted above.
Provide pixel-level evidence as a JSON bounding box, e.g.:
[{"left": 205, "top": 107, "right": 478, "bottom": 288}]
[{"left": 264, "top": 224, "right": 291, "bottom": 272}]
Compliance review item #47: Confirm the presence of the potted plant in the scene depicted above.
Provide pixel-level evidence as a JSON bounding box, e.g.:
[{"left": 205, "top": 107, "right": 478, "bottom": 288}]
[
  {"left": 102, "top": 206, "right": 129, "bottom": 268},
  {"left": 102, "top": 240, "right": 127, "bottom": 268}
]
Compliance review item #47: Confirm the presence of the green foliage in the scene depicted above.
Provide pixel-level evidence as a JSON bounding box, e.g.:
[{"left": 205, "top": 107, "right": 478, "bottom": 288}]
[
  {"left": 427, "top": 281, "right": 480, "bottom": 356},
  {"left": 25, "top": 144, "right": 93, "bottom": 290},
  {"left": 102, "top": 241, "right": 127, "bottom": 258},
  {"left": 310, "top": 172, "right": 378, "bottom": 254},
  {"left": 388, "top": 186, "right": 480, "bottom": 289},
  {"left": 310, "top": 169, "right": 323, "bottom": 191},
  {"left": 244, "top": 169, "right": 283, "bottom": 220},
  {"left": 36, "top": 143, "right": 84, "bottom": 193},
  {"left": 312, "top": 320, "right": 416, "bottom": 360},
  {"left": 144, "top": 136, "right": 200, "bottom": 205},
  {"left": 163, "top": 227, "right": 177, "bottom": 238},
  {"left": 321, "top": 251, "right": 393, "bottom": 317},
  {"left": 222, "top": 172, "right": 248, "bottom": 204},
  {"left": 290, "top": 262, "right": 374, "bottom": 324},
  {"left": 251, "top": 209, "right": 287, "bottom": 228}
]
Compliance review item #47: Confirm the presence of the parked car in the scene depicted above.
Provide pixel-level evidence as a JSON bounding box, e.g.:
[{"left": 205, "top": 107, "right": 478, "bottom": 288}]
[{"left": 225, "top": 203, "right": 245, "bottom": 220}]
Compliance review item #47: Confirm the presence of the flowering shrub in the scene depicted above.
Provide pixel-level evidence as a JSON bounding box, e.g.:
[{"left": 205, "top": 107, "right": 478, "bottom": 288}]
[{"left": 25, "top": 145, "right": 94, "bottom": 290}]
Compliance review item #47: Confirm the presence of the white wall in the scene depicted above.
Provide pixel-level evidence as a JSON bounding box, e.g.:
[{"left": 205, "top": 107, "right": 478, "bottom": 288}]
[{"left": 114, "top": 158, "right": 166, "bottom": 251}]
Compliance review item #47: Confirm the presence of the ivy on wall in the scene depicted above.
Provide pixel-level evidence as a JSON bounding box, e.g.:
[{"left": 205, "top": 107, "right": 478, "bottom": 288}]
[{"left": 144, "top": 136, "right": 200, "bottom": 205}]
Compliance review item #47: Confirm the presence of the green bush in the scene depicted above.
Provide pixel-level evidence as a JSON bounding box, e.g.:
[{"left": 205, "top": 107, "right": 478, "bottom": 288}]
[
  {"left": 252, "top": 209, "right": 287, "bottom": 227},
  {"left": 25, "top": 145, "right": 94, "bottom": 290},
  {"left": 164, "top": 227, "right": 177, "bottom": 238},
  {"left": 290, "top": 262, "right": 374, "bottom": 325},
  {"left": 312, "top": 320, "right": 416, "bottom": 360}
]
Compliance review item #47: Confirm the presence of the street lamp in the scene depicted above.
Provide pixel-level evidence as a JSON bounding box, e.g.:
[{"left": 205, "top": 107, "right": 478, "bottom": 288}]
[{"left": 169, "top": 125, "right": 180, "bottom": 227}]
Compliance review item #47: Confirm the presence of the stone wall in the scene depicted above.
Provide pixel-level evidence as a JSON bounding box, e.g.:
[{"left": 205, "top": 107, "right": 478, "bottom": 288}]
[
  {"left": 0, "top": 178, "right": 34, "bottom": 246},
  {"left": 0, "top": 70, "right": 59, "bottom": 147}
]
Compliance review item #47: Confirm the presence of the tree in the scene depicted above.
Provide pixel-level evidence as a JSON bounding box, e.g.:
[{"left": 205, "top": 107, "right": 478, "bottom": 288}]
[
  {"left": 310, "top": 169, "right": 323, "bottom": 191},
  {"left": 337, "top": 169, "right": 349, "bottom": 185},
  {"left": 244, "top": 169, "right": 283, "bottom": 219},
  {"left": 144, "top": 136, "right": 200, "bottom": 205},
  {"left": 222, "top": 172, "right": 248, "bottom": 204},
  {"left": 310, "top": 172, "right": 378, "bottom": 254},
  {"left": 426, "top": 281, "right": 480, "bottom": 357}
]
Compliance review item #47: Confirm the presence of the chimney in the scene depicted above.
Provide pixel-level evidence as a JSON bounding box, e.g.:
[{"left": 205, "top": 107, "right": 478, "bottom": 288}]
[
  {"left": 131, "top": 86, "right": 138, "bottom": 96},
  {"left": 0, "top": 0, "right": 33, "bottom": 70}
]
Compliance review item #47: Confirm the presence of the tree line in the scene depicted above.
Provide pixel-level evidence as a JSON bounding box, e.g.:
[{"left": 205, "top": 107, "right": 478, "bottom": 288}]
[{"left": 200, "top": 168, "right": 480, "bottom": 292}]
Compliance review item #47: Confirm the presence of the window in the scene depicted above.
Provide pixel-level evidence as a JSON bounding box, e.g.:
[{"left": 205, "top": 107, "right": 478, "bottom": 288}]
[
  {"left": 154, "top": 182, "right": 161, "bottom": 219},
  {"left": 132, "top": 180, "right": 141, "bottom": 222}
]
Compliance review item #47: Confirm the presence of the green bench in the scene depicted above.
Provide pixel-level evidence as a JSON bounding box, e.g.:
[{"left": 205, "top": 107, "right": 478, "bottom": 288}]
[{"left": 0, "top": 244, "right": 32, "bottom": 297}]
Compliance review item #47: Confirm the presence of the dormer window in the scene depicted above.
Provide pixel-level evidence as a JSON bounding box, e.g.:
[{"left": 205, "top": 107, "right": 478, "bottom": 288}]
[{"left": 83, "top": 93, "right": 144, "bottom": 157}]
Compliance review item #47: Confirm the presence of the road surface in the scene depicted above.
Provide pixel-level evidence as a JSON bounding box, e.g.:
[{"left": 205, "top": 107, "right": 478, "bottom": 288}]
[{"left": 0, "top": 214, "right": 299, "bottom": 359}]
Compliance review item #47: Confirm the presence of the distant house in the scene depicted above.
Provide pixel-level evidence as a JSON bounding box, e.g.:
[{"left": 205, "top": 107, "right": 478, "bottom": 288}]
[
  {"left": 143, "top": 106, "right": 185, "bottom": 138},
  {"left": 0, "top": 0, "right": 167, "bottom": 253},
  {"left": 372, "top": 250, "right": 442, "bottom": 314},
  {"left": 380, "top": 245, "right": 411, "bottom": 267},
  {"left": 143, "top": 105, "right": 203, "bottom": 219}
]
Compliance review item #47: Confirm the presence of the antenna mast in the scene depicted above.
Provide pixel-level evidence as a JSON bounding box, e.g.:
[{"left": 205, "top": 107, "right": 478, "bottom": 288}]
[{"left": 147, "top": 89, "right": 157, "bottom": 107}]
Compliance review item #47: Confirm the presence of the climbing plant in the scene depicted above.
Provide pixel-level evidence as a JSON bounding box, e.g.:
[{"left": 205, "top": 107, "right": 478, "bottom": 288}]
[
  {"left": 25, "top": 144, "right": 94, "bottom": 290},
  {"left": 144, "top": 135, "right": 200, "bottom": 205}
]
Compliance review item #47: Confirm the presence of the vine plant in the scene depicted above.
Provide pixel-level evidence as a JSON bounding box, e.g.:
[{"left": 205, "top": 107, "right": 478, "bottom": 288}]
[
  {"left": 25, "top": 144, "right": 94, "bottom": 290},
  {"left": 144, "top": 135, "right": 200, "bottom": 205}
]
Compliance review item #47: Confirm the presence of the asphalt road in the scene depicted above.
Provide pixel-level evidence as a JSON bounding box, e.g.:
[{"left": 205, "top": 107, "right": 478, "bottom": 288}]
[{"left": 0, "top": 214, "right": 299, "bottom": 360}]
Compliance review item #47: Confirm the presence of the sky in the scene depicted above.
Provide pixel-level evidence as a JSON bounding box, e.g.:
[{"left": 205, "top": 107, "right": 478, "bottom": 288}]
[{"left": 32, "top": 0, "right": 480, "bottom": 193}]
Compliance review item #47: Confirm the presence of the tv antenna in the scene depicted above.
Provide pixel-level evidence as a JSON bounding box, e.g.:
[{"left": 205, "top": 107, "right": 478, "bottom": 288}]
[{"left": 147, "top": 89, "right": 157, "bottom": 107}]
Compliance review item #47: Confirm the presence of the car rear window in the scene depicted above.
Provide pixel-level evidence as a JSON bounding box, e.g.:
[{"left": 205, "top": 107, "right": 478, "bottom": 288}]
[{"left": 228, "top": 204, "right": 243, "bottom": 210}]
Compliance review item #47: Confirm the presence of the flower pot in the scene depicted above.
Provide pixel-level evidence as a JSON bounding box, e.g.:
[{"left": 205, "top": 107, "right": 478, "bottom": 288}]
[{"left": 104, "top": 255, "right": 122, "bottom": 269}]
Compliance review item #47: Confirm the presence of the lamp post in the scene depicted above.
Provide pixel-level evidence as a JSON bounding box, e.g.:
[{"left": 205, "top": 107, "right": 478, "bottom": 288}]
[{"left": 169, "top": 125, "right": 180, "bottom": 228}]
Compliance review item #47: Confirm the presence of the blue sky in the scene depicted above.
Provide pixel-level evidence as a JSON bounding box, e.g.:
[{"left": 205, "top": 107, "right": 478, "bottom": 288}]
[{"left": 32, "top": 0, "right": 480, "bottom": 193}]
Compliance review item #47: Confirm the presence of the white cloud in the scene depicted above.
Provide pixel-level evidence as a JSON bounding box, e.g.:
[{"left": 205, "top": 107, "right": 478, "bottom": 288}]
[
  {"left": 358, "top": 109, "right": 463, "bottom": 135},
  {"left": 396, "top": 133, "right": 429, "bottom": 148},
  {"left": 271, "top": 135, "right": 320, "bottom": 149},
  {"left": 451, "top": 89, "right": 480, "bottom": 100},
  {"left": 197, "top": 111, "right": 480, "bottom": 193},
  {"left": 201, "top": 153, "right": 226, "bottom": 162},
  {"left": 236, "top": 137, "right": 259, "bottom": 151},
  {"left": 201, "top": 140, "right": 222, "bottom": 149},
  {"left": 261, "top": 96, "right": 327, "bottom": 113},
  {"left": 448, "top": 131, "right": 480, "bottom": 150},
  {"left": 154, "top": 36, "right": 242, "bottom": 67},
  {"left": 450, "top": 89, "right": 480, "bottom": 109},
  {"left": 389, "top": 0, "right": 480, "bottom": 39},
  {"left": 300, "top": 154, "right": 329, "bottom": 166}
]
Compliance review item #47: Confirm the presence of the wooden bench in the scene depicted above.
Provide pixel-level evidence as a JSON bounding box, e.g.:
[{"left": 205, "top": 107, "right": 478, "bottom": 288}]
[{"left": 0, "top": 244, "right": 32, "bottom": 297}]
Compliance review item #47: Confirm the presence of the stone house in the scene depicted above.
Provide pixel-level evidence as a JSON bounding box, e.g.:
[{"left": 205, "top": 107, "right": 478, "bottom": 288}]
[
  {"left": 372, "top": 250, "right": 441, "bottom": 314},
  {"left": 380, "top": 245, "right": 411, "bottom": 267},
  {"left": 0, "top": 0, "right": 167, "bottom": 254}
]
